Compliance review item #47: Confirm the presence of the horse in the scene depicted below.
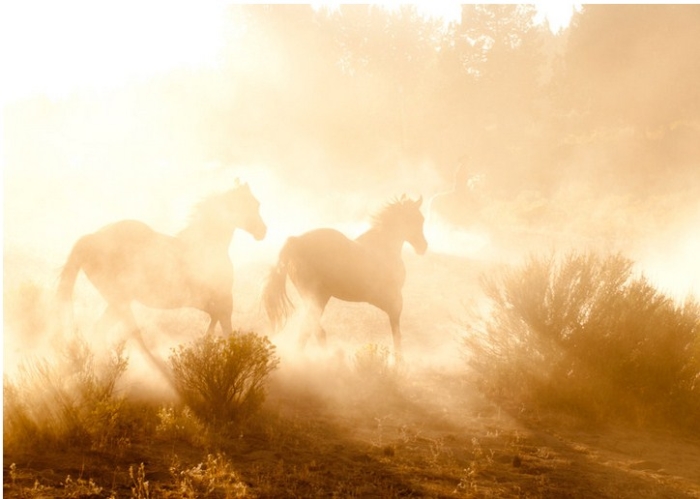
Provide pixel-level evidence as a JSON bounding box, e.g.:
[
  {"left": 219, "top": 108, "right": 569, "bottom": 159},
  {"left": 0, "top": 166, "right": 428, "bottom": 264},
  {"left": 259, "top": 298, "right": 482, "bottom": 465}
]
[
  {"left": 57, "top": 181, "right": 267, "bottom": 353},
  {"left": 262, "top": 195, "right": 427, "bottom": 355}
]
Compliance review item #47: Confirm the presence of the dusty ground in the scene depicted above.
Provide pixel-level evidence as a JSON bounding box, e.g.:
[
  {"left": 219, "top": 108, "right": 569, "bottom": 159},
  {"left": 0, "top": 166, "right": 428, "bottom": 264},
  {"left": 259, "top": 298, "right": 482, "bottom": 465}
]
[
  {"left": 5, "top": 365, "right": 700, "bottom": 498},
  {"left": 4, "top": 244, "right": 700, "bottom": 498}
]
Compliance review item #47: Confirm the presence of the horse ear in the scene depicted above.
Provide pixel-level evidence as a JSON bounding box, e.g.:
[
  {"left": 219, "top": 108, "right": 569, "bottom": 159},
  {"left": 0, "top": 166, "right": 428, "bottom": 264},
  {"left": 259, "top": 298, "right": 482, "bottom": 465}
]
[
  {"left": 233, "top": 177, "right": 241, "bottom": 187},
  {"left": 400, "top": 193, "right": 407, "bottom": 201}
]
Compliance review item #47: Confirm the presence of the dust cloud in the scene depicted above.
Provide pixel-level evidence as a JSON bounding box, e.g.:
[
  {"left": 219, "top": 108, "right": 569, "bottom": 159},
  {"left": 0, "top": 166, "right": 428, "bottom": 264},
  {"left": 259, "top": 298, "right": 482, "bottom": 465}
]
[{"left": 4, "top": 4, "right": 699, "bottom": 418}]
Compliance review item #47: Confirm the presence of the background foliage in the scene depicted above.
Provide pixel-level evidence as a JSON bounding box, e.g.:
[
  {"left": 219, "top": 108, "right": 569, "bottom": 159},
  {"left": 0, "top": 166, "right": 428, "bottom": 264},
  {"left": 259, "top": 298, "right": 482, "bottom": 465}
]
[{"left": 5, "top": 5, "right": 699, "bottom": 197}]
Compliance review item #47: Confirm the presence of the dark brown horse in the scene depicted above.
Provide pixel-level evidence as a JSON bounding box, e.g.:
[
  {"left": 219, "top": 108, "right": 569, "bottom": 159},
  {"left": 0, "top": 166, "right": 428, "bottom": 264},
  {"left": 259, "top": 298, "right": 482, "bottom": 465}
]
[
  {"left": 58, "top": 181, "right": 266, "bottom": 347},
  {"left": 262, "top": 195, "right": 427, "bottom": 355}
]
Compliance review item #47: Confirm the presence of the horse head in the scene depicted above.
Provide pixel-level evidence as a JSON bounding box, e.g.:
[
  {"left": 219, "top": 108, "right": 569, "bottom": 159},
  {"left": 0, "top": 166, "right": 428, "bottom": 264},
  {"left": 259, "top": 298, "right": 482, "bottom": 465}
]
[
  {"left": 226, "top": 182, "right": 267, "bottom": 240},
  {"left": 399, "top": 195, "right": 428, "bottom": 255}
]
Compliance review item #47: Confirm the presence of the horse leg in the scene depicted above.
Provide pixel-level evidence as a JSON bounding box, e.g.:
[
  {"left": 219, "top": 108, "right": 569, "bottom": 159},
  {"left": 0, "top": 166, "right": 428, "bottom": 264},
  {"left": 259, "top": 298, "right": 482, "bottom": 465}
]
[
  {"left": 312, "top": 296, "right": 330, "bottom": 348},
  {"left": 114, "top": 303, "right": 175, "bottom": 387},
  {"left": 206, "top": 296, "right": 233, "bottom": 335},
  {"left": 205, "top": 317, "right": 219, "bottom": 335},
  {"left": 206, "top": 313, "right": 232, "bottom": 336},
  {"left": 218, "top": 314, "right": 233, "bottom": 336},
  {"left": 387, "top": 295, "right": 403, "bottom": 360},
  {"left": 389, "top": 313, "right": 402, "bottom": 359},
  {"left": 315, "top": 321, "right": 328, "bottom": 348},
  {"left": 299, "top": 297, "right": 328, "bottom": 349},
  {"left": 298, "top": 304, "right": 318, "bottom": 349}
]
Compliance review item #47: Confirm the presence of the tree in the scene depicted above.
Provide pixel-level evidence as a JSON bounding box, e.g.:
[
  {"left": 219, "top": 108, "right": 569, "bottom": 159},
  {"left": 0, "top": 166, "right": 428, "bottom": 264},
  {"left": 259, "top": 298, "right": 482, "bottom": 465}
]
[
  {"left": 549, "top": 5, "right": 700, "bottom": 194},
  {"left": 434, "top": 5, "right": 548, "bottom": 192},
  {"left": 558, "top": 5, "right": 700, "bottom": 130}
]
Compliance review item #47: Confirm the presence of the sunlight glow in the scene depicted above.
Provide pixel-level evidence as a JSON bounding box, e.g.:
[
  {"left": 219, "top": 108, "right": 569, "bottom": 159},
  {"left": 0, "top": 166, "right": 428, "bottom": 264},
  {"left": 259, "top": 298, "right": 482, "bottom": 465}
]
[
  {"left": 311, "top": 2, "right": 580, "bottom": 33},
  {"left": 534, "top": 2, "right": 582, "bottom": 33},
  {"left": 2, "top": 1, "right": 232, "bottom": 102},
  {"left": 2, "top": 2, "right": 584, "bottom": 103}
]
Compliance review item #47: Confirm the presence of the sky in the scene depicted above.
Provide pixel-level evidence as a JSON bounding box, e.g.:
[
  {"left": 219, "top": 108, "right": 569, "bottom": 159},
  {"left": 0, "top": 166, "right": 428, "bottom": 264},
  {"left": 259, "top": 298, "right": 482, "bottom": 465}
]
[
  {"left": 1, "top": 2, "right": 231, "bottom": 103},
  {"left": 1, "top": 2, "right": 580, "bottom": 104}
]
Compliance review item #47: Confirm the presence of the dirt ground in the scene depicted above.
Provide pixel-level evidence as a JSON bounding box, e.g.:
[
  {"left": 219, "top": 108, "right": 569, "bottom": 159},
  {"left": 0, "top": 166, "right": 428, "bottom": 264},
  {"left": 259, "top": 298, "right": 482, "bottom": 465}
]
[
  {"left": 5, "top": 365, "right": 700, "bottom": 498},
  {"left": 4, "top": 247, "right": 700, "bottom": 498}
]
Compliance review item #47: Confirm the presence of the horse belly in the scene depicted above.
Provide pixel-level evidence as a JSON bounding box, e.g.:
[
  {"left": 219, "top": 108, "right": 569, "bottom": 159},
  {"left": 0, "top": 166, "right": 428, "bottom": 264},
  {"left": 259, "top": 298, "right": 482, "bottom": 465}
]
[
  {"left": 131, "top": 278, "right": 197, "bottom": 309},
  {"left": 84, "top": 257, "right": 195, "bottom": 309},
  {"left": 80, "top": 223, "right": 200, "bottom": 309},
  {"left": 289, "top": 233, "right": 400, "bottom": 305}
]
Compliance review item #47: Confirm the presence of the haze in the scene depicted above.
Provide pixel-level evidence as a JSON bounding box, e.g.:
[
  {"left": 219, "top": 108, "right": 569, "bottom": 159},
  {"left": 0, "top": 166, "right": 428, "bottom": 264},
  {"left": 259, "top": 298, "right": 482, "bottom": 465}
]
[
  {"left": 4, "top": 3, "right": 700, "bottom": 366},
  {"left": 5, "top": 3, "right": 698, "bottom": 289},
  {"left": 3, "top": 4, "right": 700, "bottom": 496}
]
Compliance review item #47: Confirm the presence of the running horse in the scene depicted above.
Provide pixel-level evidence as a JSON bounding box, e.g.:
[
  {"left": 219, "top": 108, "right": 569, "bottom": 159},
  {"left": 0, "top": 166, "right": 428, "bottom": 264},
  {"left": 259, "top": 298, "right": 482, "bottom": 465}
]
[
  {"left": 262, "top": 195, "right": 427, "bottom": 355},
  {"left": 58, "top": 181, "right": 267, "bottom": 349}
]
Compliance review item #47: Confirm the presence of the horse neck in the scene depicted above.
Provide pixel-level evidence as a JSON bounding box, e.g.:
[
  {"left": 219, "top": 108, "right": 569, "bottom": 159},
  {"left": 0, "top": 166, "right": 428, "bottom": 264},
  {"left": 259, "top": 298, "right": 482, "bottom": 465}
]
[
  {"left": 356, "top": 227, "right": 404, "bottom": 258},
  {"left": 178, "top": 222, "right": 236, "bottom": 252}
]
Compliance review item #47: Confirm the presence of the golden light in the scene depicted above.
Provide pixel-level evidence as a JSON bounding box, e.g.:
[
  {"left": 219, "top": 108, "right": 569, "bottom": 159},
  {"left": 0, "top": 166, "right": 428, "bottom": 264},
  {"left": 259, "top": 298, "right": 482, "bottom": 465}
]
[
  {"left": 2, "top": 1, "right": 232, "bottom": 102},
  {"left": 534, "top": 2, "right": 582, "bottom": 33},
  {"left": 311, "top": 2, "right": 580, "bottom": 33},
  {"left": 1, "top": 0, "right": 584, "bottom": 106}
]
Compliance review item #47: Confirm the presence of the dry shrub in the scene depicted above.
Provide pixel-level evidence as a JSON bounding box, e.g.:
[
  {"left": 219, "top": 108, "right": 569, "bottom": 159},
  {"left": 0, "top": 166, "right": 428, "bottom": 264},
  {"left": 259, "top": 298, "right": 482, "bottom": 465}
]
[
  {"left": 465, "top": 251, "right": 700, "bottom": 428},
  {"left": 3, "top": 334, "right": 133, "bottom": 453},
  {"left": 170, "top": 453, "right": 247, "bottom": 498},
  {"left": 169, "top": 332, "right": 279, "bottom": 425},
  {"left": 156, "top": 405, "right": 209, "bottom": 447}
]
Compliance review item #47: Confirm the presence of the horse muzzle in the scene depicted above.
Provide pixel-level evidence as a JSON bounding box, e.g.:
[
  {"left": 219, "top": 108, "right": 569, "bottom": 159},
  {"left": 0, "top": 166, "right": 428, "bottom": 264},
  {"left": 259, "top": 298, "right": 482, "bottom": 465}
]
[
  {"left": 253, "top": 224, "right": 267, "bottom": 241},
  {"left": 412, "top": 237, "right": 428, "bottom": 255},
  {"left": 245, "top": 216, "right": 267, "bottom": 240}
]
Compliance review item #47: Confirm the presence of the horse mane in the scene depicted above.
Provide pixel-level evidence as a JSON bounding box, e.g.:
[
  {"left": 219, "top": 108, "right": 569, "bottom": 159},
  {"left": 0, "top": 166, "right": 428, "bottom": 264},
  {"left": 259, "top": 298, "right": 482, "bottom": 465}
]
[
  {"left": 188, "top": 192, "right": 228, "bottom": 225},
  {"left": 370, "top": 196, "right": 416, "bottom": 230},
  {"left": 179, "top": 182, "right": 248, "bottom": 236}
]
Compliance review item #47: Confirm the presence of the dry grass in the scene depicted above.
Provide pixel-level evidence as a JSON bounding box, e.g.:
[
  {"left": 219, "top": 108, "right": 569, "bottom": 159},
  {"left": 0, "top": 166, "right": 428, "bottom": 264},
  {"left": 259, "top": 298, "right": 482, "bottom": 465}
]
[
  {"left": 3, "top": 334, "right": 132, "bottom": 455},
  {"left": 5, "top": 348, "right": 700, "bottom": 498}
]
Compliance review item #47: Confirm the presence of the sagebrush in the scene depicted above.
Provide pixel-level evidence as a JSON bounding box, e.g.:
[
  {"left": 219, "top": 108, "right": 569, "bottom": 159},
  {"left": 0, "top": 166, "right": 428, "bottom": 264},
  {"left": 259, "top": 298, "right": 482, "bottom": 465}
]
[
  {"left": 465, "top": 251, "right": 700, "bottom": 428},
  {"left": 170, "top": 453, "right": 247, "bottom": 498},
  {"left": 169, "top": 332, "right": 279, "bottom": 425},
  {"left": 3, "top": 334, "right": 133, "bottom": 453}
]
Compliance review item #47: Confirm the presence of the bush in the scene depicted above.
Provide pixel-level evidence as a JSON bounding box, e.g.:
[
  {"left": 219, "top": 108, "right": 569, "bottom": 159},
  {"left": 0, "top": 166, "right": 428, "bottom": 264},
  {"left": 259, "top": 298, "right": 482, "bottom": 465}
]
[
  {"left": 169, "top": 453, "right": 247, "bottom": 498},
  {"left": 465, "top": 251, "right": 700, "bottom": 428},
  {"left": 169, "top": 332, "right": 279, "bottom": 425},
  {"left": 156, "top": 405, "right": 209, "bottom": 447},
  {"left": 3, "top": 335, "right": 131, "bottom": 453}
]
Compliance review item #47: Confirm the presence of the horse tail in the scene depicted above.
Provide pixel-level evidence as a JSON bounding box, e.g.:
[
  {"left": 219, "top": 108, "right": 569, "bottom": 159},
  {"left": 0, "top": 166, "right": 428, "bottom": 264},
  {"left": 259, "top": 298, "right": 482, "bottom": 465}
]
[{"left": 262, "top": 238, "right": 295, "bottom": 331}]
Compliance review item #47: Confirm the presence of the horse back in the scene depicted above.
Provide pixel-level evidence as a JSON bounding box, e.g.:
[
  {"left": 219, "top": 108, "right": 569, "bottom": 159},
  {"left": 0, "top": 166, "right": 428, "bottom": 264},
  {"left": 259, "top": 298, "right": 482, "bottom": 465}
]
[
  {"left": 79, "top": 219, "right": 230, "bottom": 309},
  {"left": 285, "top": 228, "right": 404, "bottom": 306},
  {"left": 89, "top": 220, "right": 179, "bottom": 262}
]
